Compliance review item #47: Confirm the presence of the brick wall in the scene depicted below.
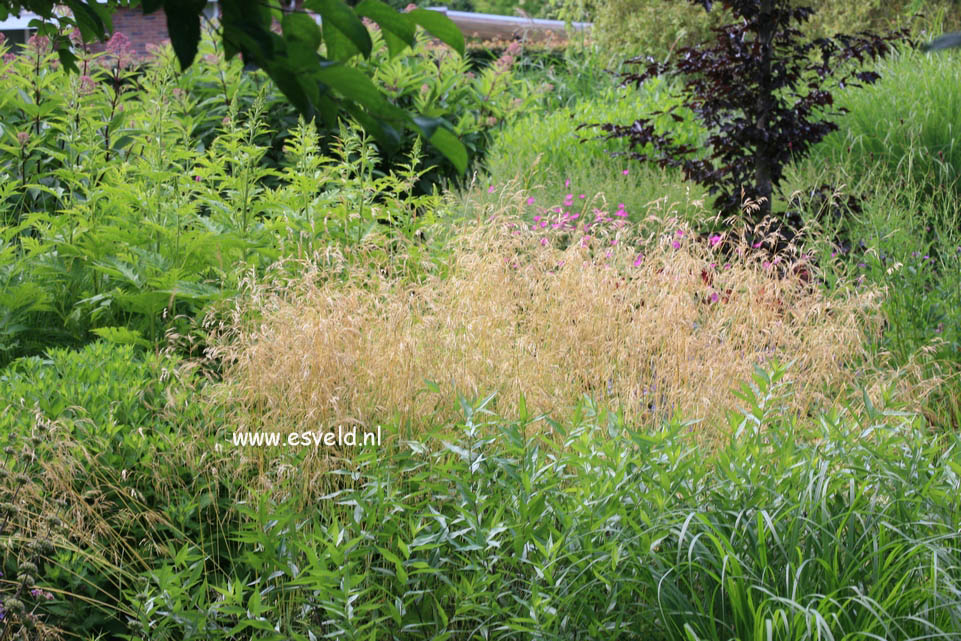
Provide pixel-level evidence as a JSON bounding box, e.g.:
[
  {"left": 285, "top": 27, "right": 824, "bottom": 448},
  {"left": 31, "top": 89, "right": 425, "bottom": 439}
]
[{"left": 101, "top": 8, "right": 170, "bottom": 58}]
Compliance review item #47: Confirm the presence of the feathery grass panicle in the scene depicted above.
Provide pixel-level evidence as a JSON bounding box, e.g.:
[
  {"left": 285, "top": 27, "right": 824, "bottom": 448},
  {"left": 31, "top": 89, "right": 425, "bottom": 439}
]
[{"left": 211, "top": 194, "right": 885, "bottom": 447}]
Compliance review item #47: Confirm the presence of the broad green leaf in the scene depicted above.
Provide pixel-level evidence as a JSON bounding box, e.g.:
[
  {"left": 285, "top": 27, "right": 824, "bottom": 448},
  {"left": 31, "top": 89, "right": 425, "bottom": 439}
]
[
  {"left": 355, "top": 0, "right": 415, "bottom": 46},
  {"left": 380, "top": 29, "right": 408, "bottom": 59},
  {"left": 56, "top": 47, "right": 78, "bottom": 74},
  {"left": 406, "top": 8, "right": 464, "bottom": 56},
  {"left": 344, "top": 104, "right": 402, "bottom": 153},
  {"left": 425, "top": 123, "right": 467, "bottom": 173},
  {"left": 315, "top": 62, "right": 404, "bottom": 120},
  {"left": 220, "top": 0, "right": 273, "bottom": 62},
  {"left": 321, "top": 15, "right": 360, "bottom": 62},
  {"left": 91, "top": 326, "right": 151, "bottom": 347},
  {"left": 164, "top": 0, "right": 205, "bottom": 70},
  {"left": 88, "top": 0, "right": 114, "bottom": 32},
  {"left": 282, "top": 11, "right": 322, "bottom": 51},
  {"left": 64, "top": 0, "right": 106, "bottom": 43},
  {"left": 303, "top": 0, "right": 371, "bottom": 57},
  {"left": 265, "top": 58, "right": 312, "bottom": 114}
]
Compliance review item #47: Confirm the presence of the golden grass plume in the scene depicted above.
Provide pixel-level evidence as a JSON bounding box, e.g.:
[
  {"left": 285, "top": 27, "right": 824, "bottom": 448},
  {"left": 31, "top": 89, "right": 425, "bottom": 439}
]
[{"left": 209, "top": 207, "right": 886, "bottom": 444}]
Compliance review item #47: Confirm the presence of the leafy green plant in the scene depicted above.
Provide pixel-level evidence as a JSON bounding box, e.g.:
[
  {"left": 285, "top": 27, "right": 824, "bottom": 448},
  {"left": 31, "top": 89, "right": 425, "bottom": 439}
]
[
  {"left": 356, "top": 27, "right": 542, "bottom": 191},
  {"left": 586, "top": 0, "right": 910, "bottom": 231},
  {"left": 0, "top": 33, "right": 460, "bottom": 364}
]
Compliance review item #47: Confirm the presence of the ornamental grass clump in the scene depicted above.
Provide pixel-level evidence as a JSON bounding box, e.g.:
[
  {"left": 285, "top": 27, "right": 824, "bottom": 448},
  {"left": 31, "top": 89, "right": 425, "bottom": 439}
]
[{"left": 212, "top": 193, "right": 884, "bottom": 445}]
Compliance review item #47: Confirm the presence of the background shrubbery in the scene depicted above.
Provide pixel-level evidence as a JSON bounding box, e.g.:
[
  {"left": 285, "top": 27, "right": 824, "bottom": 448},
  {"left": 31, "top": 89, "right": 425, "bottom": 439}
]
[{"left": 3, "top": 0, "right": 961, "bottom": 638}]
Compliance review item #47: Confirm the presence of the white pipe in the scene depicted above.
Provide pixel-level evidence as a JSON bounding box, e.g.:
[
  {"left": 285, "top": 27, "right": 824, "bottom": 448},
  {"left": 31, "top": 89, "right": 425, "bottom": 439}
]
[{"left": 425, "top": 6, "right": 591, "bottom": 40}]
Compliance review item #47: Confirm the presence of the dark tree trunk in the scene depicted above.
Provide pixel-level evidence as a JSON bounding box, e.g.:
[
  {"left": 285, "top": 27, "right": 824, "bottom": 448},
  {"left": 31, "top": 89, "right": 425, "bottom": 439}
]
[{"left": 752, "top": 0, "right": 776, "bottom": 225}]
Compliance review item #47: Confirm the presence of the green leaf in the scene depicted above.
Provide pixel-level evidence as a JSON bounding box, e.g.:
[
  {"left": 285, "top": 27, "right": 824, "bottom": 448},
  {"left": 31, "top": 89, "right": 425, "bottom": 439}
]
[
  {"left": 141, "top": 0, "right": 164, "bottom": 14},
  {"left": 164, "top": 0, "right": 204, "bottom": 71},
  {"left": 56, "top": 46, "right": 79, "bottom": 74},
  {"left": 344, "top": 104, "right": 402, "bottom": 153},
  {"left": 64, "top": 0, "right": 106, "bottom": 43},
  {"left": 355, "top": 0, "right": 415, "bottom": 47},
  {"left": 303, "top": 0, "right": 371, "bottom": 58},
  {"left": 314, "top": 61, "right": 404, "bottom": 120},
  {"left": 320, "top": 15, "right": 360, "bottom": 62},
  {"left": 220, "top": 0, "right": 274, "bottom": 62},
  {"left": 283, "top": 12, "right": 322, "bottom": 51},
  {"left": 266, "top": 58, "right": 312, "bottom": 115},
  {"left": 91, "top": 326, "right": 151, "bottom": 348},
  {"left": 88, "top": 1, "right": 114, "bottom": 32},
  {"left": 406, "top": 8, "right": 463, "bottom": 56},
  {"left": 425, "top": 123, "right": 467, "bottom": 174}
]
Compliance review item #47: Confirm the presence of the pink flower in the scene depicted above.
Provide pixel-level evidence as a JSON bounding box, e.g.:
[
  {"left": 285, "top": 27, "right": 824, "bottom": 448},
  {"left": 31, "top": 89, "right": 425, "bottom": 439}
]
[
  {"left": 762, "top": 260, "right": 772, "bottom": 270},
  {"left": 564, "top": 178, "right": 570, "bottom": 188},
  {"left": 526, "top": 196, "right": 535, "bottom": 205},
  {"left": 488, "top": 185, "right": 496, "bottom": 194},
  {"left": 105, "top": 31, "right": 135, "bottom": 68},
  {"left": 752, "top": 241, "right": 762, "bottom": 249},
  {"left": 622, "top": 169, "right": 629, "bottom": 175},
  {"left": 709, "top": 292, "right": 719, "bottom": 303},
  {"left": 77, "top": 74, "right": 96, "bottom": 95},
  {"left": 633, "top": 253, "right": 644, "bottom": 267},
  {"left": 27, "top": 33, "right": 51, "bottom": 54},
  {"left": 579, "top": 194, "right": 586, "bottom": 199},
  {"left": 672, "top": 240, "right": 681, "bottom": 250},
  {"left": 541, "top": 237, "right": 549, "bottom": 246},
  {"left": 676, "top": 229, "right": 684, "bottom": 236},
  {"left": 709, "top": 234, "right": 722, "bottom": 247}
]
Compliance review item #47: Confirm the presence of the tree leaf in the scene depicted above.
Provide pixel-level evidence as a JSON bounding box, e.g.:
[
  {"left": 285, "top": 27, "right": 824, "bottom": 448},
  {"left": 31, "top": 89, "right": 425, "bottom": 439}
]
[
  {"left": 320, "top": 15, "right": 360, "bottom": 61},
  {"left": 164, "top": 0, "right": 203, "bottom": 71},
  {"left": 303, "top": 0, "right": 371, "bottom": 58},
  {"left": 141, "top": 0, "right": 164, "bottom": 15},
  {"left": 355, "top": 0, "right": 415, "bottom": 47},
  {"left": 63, "top": 0, "right": 106, "bottom": 43},
  {"left": 406, "top": 8, "right": 463, "bottom": 56},
  {"left": 283, "top": 11, "right": 322, "bottom": 51},
  {"left": 419, "top": 119, "right": 467, "bottom": 173},
  {"left": 315, "top": 61, "right": 405, "bottom": 120}
]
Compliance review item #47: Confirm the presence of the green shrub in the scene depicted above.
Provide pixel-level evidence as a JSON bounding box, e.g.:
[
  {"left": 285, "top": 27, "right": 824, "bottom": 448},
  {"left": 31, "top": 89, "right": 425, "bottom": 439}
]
[
  {"left": 356, "top": 28, "right": 543, "bottom": 193},
  {"left": 0, "top": 340, "right": 209, "bottom": 639},
  {"left": 119, "top": 365, "right": 961, "bottom": 640},
  {"left": 0, "top": 33, "right": 451, "bottom": 364},
  {"left": 480, "top": 77, "right": 708, "bottom": 224},
  {"left": 815, "top": 46, "right": 961, "bottom": 198},
  {"left": 590, "top": 0, "right": 961, "bottom": 62}
]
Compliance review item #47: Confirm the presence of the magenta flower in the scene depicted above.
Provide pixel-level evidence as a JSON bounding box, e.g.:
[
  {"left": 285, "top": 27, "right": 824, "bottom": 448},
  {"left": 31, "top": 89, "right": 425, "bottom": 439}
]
[
  {"left": 709, "top": 292, "right": 719, "bottom": 303},
  {"left": 564, "top": 178, "right": 571, "bottom": 188},
  {"left": 633, "top": 253, "right": 644, "bottom": 267},
  {"left": 752, "top": 241, "right": 762, "bottom": 249},
  {"left": 709, "top": 234, "right": 722, "bottom": 247},
  {"left": 526, "top": 196, "right": 535, "bottom": 205},
  {"left": 622, "top": 169, "right": 629, "bottom": 175},
  {"left": 488, "top": 185, "right": 496, "bottom": 194},
  {"left": 541, "top": 237, "right": 549, "bottom": 246},
  {"left": 672, "top": 240, "right": 681, "bottom": 250},
  {"left": 676, "top": 229, "right": 684, "bottom": 237},
  {"left": 579, "top": 194, "right": 586, "bottom": 199}
]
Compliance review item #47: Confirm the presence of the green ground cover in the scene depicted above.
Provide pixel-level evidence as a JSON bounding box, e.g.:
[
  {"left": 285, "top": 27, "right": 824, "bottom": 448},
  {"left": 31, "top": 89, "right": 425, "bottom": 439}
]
[{"left": 2, "top": 4, "right": 961, "bottom": 638}]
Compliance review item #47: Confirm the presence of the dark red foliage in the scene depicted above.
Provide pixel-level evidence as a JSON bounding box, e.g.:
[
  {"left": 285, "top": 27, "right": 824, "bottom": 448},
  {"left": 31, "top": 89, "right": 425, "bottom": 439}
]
[{"left": 583, "top": 0, "right": 912, "bottom": 228}]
